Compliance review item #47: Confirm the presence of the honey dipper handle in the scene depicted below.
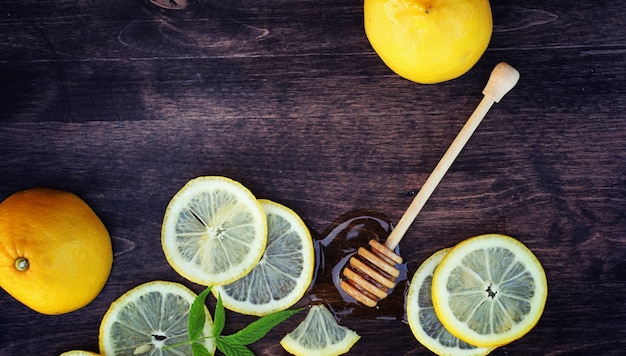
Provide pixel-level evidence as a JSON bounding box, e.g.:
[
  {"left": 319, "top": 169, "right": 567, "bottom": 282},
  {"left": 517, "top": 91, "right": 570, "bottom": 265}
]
[{"left": 384, "top": 63, "right": 520, "bottom": 250}]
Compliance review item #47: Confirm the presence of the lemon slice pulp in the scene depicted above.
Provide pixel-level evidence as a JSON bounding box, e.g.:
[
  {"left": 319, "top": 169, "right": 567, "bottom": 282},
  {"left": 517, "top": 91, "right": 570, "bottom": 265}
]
[
  {"left": 213, "top": 199, "right": 314, "bottom": 316},
  {"left": 280, "top": 304, "right": 360, "bottom": 356},
  {"left": 407, "top": 248, "right": 495, "bottom": 355},
  {"left": 98, "top": 280, "right": 216, "bottom": 355},
  {"left": 59, "top": 351, "right": 99, "bottom": 356},
  {"left": 161, "top": 176, "right": 267, "bottom": 286},
  {"left": 432, "top": 234, "right": 548, "bottom": 347}
]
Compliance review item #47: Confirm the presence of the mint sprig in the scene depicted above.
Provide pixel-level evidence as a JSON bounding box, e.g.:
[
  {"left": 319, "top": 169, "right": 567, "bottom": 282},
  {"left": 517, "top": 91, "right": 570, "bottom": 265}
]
[
  {"left": 212, "top": 292, "right": 226, "bottom": 337},
  {"left": 171, "top": 286, "right": 302, "bottom": 356},
  {"left": 220, "top": 307, "right": 302, "bottom": 346},
  {"left": 189, "top": 287, "right": 213, "bottom": 341}
]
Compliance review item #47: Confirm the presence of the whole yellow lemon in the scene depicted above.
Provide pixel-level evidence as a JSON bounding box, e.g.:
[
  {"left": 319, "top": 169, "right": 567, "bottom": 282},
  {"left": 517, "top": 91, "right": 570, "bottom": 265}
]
[
  {"left": 364, "top": 0, "right": 493, "bottom": 84},
  {"left": 0, "top": 188, "right": 113, "bottom": 315}
]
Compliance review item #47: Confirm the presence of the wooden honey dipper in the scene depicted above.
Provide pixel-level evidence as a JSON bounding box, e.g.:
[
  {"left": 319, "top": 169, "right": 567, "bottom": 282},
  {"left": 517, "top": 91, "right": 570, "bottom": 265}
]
[{"left": 340, "top": 62, "right": 521, "bottom": 307}]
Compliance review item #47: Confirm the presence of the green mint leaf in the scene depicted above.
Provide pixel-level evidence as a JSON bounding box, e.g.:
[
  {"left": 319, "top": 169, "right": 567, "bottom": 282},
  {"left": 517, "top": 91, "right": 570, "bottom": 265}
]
[
  {"left": 189, "top": 286, "right": 212, "bottom": 342},
  {"left": 222, "top": 308, "right": 303, "bottom": 345},
  {"left": 216, "top": 336, "right": 254, "bottom": 356},
  {"left": 213, "top": 292, "right": 226, "bottom": 337},
  {"left": 191, "top": 342, "right": 212, "bottom": 356}
]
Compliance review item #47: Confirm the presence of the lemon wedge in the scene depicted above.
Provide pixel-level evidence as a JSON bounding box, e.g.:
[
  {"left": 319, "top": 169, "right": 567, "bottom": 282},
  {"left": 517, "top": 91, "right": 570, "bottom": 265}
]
[{"left": 280, "top": 304, "right": 360, "bottom": 356}]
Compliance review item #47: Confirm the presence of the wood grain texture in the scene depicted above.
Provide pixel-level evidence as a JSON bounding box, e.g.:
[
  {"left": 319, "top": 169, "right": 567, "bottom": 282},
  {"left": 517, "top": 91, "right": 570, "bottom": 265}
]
[{"left": 1, "top": 0, "right": 625, "bottom": 355}]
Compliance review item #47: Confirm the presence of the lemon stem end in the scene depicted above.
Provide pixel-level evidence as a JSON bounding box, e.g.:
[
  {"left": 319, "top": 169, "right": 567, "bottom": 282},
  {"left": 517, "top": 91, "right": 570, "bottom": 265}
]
[
  {"left": 15, "top": 257, "right": 29, "bottom": 271},
  {"left": 412, "top": 1, "right": 431, "bottom": 13}
]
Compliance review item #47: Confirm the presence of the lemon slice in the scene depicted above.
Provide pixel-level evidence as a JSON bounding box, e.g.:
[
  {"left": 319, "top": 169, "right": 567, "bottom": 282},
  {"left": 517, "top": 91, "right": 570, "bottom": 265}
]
[
  {"left": 280, "top": 304, "right": 360, "bottom": 356},
  {"left": 432, "top": 234, "right": 548, "bottom": 348},
  {"left": 161, "top": 176, "right": 267, "bottom": 286},
  {"left": 99, "top": 281, "right": 215, "bottom": 355},
  {"left": 407, "top": 248, "right": 495, "bottom": 356},
  {"left": 59, "top": 351, "right": 99, "bottom": 356},
  {"left": 213, "top": 199, "right": 314, "bottom": 316}
]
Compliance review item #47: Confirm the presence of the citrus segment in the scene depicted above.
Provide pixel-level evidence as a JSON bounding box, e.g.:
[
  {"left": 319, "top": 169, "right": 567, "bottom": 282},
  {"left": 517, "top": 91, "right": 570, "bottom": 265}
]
[
  {"left": 213, "top": 199, "right": 314, "bottom": 316},
  {"left": 161, "top": 176, "right": 267, "bottom": 286},
  {"left": 364, "top": 0, "right": 492, "bottom": 84},
  {"left": 280, "top": 304, "right": 360, "bottom": 356},
  {"left": 407, "top": 248, "right": 494, "bottom": 355},
  {"left": 0, "top": 187, "right": 112, "bottom": 315},
  {"left": 98, "top": 280, "right": 215, "bottom": 355},
  {"left": 432, "top": 234, "right": 547, "bottom": 347},
  {"left": 59, "top": 351, "right": 100, "bottom": 356}
]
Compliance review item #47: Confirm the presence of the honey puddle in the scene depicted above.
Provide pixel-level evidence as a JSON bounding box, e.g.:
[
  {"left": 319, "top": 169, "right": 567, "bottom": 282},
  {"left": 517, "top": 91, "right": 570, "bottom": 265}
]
[{"left": 304, "top": 209, "right": 409, "bottom": 322}]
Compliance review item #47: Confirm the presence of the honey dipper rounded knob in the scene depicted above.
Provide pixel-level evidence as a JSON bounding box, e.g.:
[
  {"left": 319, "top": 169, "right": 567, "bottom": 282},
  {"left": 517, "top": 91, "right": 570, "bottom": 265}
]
[{"left": 340, "top": 63, "right": 520, "bottom": 307}]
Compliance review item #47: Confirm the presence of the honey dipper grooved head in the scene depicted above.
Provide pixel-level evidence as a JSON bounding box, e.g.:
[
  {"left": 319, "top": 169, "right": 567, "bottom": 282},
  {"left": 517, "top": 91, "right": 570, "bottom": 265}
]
[{"left": 340, "top": 239, "right": 403, "bottom": 307}]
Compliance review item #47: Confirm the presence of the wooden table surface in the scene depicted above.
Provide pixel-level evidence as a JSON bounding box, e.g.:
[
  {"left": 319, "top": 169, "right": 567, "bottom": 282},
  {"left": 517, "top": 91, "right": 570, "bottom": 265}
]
[{"left": 1, "top": 0, "right": 625, "bottom": 355}]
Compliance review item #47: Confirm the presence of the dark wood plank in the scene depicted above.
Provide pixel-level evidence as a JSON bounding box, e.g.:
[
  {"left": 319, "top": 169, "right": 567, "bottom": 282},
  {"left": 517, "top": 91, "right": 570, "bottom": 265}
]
[{"left": 1, "top": 0, "right": 625, "bottom": 355}]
